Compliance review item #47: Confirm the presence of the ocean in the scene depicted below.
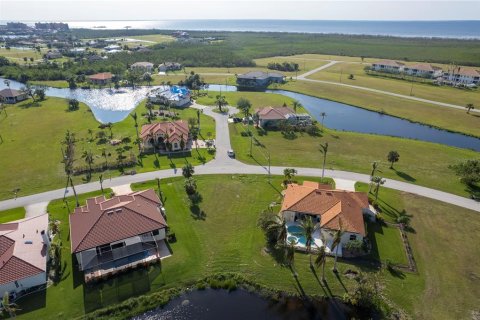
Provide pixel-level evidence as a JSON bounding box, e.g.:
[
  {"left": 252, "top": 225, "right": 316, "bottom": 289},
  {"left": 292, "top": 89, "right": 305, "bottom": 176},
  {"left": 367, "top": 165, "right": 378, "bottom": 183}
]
[{"left": 64, "top": 20, "right": 480, "bottom": 39}]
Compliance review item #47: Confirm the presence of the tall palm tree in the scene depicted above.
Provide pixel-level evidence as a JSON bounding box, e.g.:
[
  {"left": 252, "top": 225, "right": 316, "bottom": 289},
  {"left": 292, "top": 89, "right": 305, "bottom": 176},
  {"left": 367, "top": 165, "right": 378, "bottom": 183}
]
[
  {"left": 99, "top": 174, "right": 104, "bottom": 194},
  {"left": 372, "top": 176, "right": 386, "bottom": 201},
  {"left": 286, "top": 238, "right": 297, "bottom": 277},
  {"left": 182, "top": 163, "right": 195, "bottom": 178},
  {"left": 1, "top": 291, "right": 19, "bottom": 318},
  {"left": 105, "top": 122, "right": 113, "bottom": 139},
  {"left": 131, "top": 112, "right": 141, "bottom": 153},
  {"left": 69, "top": 176, "right": 80, "bottom": 207},
  {"left": 314, "top": 242, "right": 327, "bottom": 282},
  {"left": 265, "top": 214, "right": 288, "bottom": 247},
  {"left": 320, "top": 112, "right": 326, "bottom": 130},
  {"left": 101, "top": 148, "right": 108, "bottom": 169},
  {"left": 283, "top": 168, "right": 297, "bottom": 185},
  {"left": 300, "top": 216, "right": 316, "bottom": 268},
  {"left": 215, "top": 94, "right": 227, "bottom": 113},
  {"left": 319, "top": 142, "right": 329, "bottom": 181},
  {"left": 292, "top": 100, "right": 302, "bottom": 125},
  {"left": 145, "top": 101, "right": 154, "bottom": 122},
  {"left": 81, "top": 150, "right": 94, "bottom": 179},
  {"left": 156, "top": 178, "right": 163, "bottom": 203},
  {"left": 331, "top": 219, "right": 344, "bottom": 273},
  {"left": 369, "top": 161, "right": 380, "bottom": 193}
]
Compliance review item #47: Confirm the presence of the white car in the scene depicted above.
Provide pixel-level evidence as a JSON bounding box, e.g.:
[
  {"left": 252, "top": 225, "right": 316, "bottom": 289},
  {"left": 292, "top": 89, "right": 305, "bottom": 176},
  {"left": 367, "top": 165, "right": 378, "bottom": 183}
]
[{"left": 227, "top": 149, "right": 235, "bottom": 158}]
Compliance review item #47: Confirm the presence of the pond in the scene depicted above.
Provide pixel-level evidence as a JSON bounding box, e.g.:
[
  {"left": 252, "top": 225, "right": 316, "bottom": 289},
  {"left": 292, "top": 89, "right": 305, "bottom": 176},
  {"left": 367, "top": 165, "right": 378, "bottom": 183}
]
[
  {"left": 132, "top": 288, "right": 358, "bottom": 320},
  {"left": 1, "top": 79, "right": 479, "bottom": 151}
]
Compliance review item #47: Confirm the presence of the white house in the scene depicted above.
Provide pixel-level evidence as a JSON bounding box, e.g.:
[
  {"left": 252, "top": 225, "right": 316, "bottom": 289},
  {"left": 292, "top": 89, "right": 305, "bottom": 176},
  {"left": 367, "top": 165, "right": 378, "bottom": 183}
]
[
  {"left": 281, "top": 181, "right": 371, "bottom": 257},
  {"left": 0, "top": 214, "right": 50, "bottom": 296},
  {"left": 69, "top": 190, "right": 169, "bottom": 282},
  {"left": 404, "top": 63, "right": 443, "bottom": 78},
  {"left": 131, "top": 61, "right": 155, "bottom": 73},
  {"left": 371, "top": 60, "right": 405, "bottom": 74},
  {"left": 148, "top": 86, "right": 191, "bottom": 107},
  {"left": 442, "top": 67, "right": 480, "bottom": 85}
]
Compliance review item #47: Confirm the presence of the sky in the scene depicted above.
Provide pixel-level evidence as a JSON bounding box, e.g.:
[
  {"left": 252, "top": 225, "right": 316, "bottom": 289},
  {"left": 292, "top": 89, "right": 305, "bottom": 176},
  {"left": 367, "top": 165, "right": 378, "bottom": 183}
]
[{"left": 0, "top": 0, "right": 479, "bottom": 21}]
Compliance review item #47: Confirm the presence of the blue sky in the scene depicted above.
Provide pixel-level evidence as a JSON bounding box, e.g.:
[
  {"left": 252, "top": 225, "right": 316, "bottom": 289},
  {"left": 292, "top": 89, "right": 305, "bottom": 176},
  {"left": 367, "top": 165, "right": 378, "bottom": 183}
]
[{"left": 1, "top": 1, "right": 479, "bottom": 21}]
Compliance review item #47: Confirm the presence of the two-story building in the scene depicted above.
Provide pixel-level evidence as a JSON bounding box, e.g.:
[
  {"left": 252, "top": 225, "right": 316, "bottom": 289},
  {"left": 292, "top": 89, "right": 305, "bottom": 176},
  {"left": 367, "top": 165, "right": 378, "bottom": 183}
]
[
  {"left": 443, "top": 67, "right": 480, "bottom": 86},
  {"left": 236, "top": 71, "right": 285, "bottom": 90},
  {"left": 371, "top": 60, "right": 405, "bottom": 74},
  {"left": 404, "top": 63, "right": 443, "bottom": 78},
  {"left": 88, "top": 72, "right": 113, "bottom": 86},
  {"left": 140, "top": 120, "right": 190, "bottom": 152},
  {"left": 69, "top": 190, "right": 169, "bottom": 282},
  {"left": 254, "top": 106, "right": 312, "bottom": 128},
  {"left": 131, "top": 62, "right": 154, "bottom": 73}
]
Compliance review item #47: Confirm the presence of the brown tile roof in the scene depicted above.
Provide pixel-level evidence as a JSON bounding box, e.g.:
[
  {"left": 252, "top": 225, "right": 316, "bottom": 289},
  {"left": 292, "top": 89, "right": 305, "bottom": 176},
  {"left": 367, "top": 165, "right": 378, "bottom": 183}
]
[
  {"left": 255, "top": 106, "right": 294, "bottom": 120},
  {"left": 405, "top": 63, "right": 442, "bottom": 72},
  {"left": 448, "top": 67, "right": 480, "bottom": 77},
  {"left": 140, "top": 120, "right": 189, "bottom": 143},
  {"left": 88, "top": 72, "right": 113, "bottom": 80},
  {"left": 281, "top": 182, "right": 368, "bottom": 236},
  {"left": 131, "top": 61, "right": 154, "bottom": 67},
  {"left": 0, "top": 214, "right": 49, "bottom": 285},
  {"left": 372, "top": 60, "right": 405, "bottom": 67},
  {"left": 69, "top": 189, "right": 167, "bottom": 253},
  {"left": 0, "top": 88, "right": 25, "bottom": 98}
]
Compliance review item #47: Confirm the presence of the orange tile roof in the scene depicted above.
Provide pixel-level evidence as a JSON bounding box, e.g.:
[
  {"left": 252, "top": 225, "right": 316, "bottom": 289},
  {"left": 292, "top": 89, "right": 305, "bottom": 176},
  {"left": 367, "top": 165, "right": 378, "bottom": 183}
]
[
  {"left": 69, "top": 189, "right": 167, "bottom": 253},
  {"left": 88, "top": 72, "right": 113, "bottom": 80},
  {"left": 255, "top": 106, "right": 294, "bottom": 120},
  {"left": 281, "top": 182, "right": 368, "bottom": 236},
  {"left": 448, "top": 67, "right": 480, "bottom": 77},
  {"left": 140, "top": 120, "right": 189, "bottom": 143}
]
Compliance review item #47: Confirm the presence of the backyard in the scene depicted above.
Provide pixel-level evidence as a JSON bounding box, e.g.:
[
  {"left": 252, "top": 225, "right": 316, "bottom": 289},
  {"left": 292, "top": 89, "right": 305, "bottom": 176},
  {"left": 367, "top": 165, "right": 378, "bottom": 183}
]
[{"left": 13, "top": 174, "right": 480, "bottom": 320}]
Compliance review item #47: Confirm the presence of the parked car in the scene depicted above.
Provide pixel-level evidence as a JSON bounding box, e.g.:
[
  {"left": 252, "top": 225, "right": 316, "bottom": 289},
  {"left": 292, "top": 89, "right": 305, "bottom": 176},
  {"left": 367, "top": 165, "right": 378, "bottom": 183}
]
[{"left": 227, "top": 149, "right": 235, "bottom": 158}]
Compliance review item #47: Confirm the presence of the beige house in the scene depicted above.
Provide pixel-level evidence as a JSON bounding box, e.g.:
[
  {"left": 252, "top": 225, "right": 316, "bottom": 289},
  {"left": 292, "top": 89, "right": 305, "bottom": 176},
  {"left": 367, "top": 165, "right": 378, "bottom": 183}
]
[
  {"left": 371, "top": 60, "right": 405, "bottom": 73},
  {"left": 131, "top": 62, "right": 154, "bottom": 73},
  {"left": 404, "top": 63, "right": 443, "bottom": 78},
  {"left": 88, "top": 72, "right": 113, "bottom": 85},
  {"left": 140, "top": 120, "right": 190, "bottom": 152}
]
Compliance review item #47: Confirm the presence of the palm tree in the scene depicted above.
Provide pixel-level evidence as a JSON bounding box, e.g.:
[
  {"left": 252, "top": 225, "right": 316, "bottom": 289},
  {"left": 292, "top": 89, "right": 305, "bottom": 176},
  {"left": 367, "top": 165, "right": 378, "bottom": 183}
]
[
  {"left": 1, "top": 291, "right": 19, "bottom": 318},
  {"left": 396, "top": 210, "right": 412, "bottom": 226},
  {"left": 105, "top": 122, "right": 113, "bottom": 139},
  {"left": 237, "top": 97, "right": 252, "bottom": 118},
  {"left": 182, "top": 163, "right": 195, "bottom": 178},
  {"left": 101, "top": 148, "right": 108, "bottom": 169},
  {"left": 215, "top": 94, "right": 227, "bottom": 113},
  {"left": 300, "top": 216, "right": 316, "bottom": 268},
  {"left": 314, "top": 241, "right": 327, "bottom": 282},
  {"left": 145, "top": 101, "right": 154, "bottom": 122},
  {"left": 196, "top": 109, "right": 201, "bottom": 128},
  {"left": 99, "top": 174, "right": 104, "bottom": 194},
  {"left": 292, "top": 100, "right": 302, "bottom": 125},
  {"left": 131, "top": 112, "right": 141, "bottom": 153},
  {"left": 466, "top": 103, "right": 475, "bottom": 114},
  {"left": 286, "top": 238, "right": 297, "bottom": 277},
  {"left": 331, "top": 219, "right": 344, "bottom": 273},
  {"left": 371, "top": 176, "right": 386, "bottom": 201},
  {"left": 283, "top": 168, "right": 297, "bottom": 185},
  {"left": 156, "top": 178, "right": 164, "bottom": 203},
  {"left": 319, "top": 142, "right": 329, "bottom": 181},
  {"left": 264, "top": 214, "right": 288, "bottom": 247},
  {"left": 369, "top": 161, "right": 381, "bottom": 193},
  {"left": 69, "top": 176, "right": 80, "bottom": 207},
  {"left": 320, "top": 112, "right": 326, "bottom": 130},
  {"left": 81, "top": 150, "right": 94, "bottom": 179},
  {"left": 49, "top": 219, "right": 60, "bottom": 235}
]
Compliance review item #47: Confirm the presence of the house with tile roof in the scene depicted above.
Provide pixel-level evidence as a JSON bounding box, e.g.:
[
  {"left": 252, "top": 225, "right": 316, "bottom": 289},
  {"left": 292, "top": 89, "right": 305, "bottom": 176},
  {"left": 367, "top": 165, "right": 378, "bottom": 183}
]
[
  {"left": 131, "top": 61, "right": 154, "bottom": 73},
  {"left": 69, "top": 189, "right": 169, "bottom": 282},
  {"left": 0, "top": 88, "right": 28, "bottom": 104},
  {"left": 148, "top": 86, "right": 191, "bottom": 107},
  {"left": 280, "top": 181, "right": 372, "bottom": 257},
  {"left": 404, "top": 63, "right": 443, "bottom": 78},
  {"left": 371, "top": 60, "right": 405, "bottom": 74},
  {"left": 442, "top": 67, "right": 480, "bottom": 85},
  {"left": 254, "top": 106, "right": 312, "bottom": 128},
  {"left": 140, "top": 120, "right": 190, "bottom": 152},
  {"left": 0, "top": 214, "right": 50, "bottom": 295},
  {"left": 88, "top": 72, "right": 113, "bottom": 85}
]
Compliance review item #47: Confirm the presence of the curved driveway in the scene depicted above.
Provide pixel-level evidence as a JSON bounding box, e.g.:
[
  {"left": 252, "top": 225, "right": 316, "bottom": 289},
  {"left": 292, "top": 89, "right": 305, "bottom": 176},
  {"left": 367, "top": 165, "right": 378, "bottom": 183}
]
[{"left": 0, "top": 105, "right": 479, "bottom": 213}]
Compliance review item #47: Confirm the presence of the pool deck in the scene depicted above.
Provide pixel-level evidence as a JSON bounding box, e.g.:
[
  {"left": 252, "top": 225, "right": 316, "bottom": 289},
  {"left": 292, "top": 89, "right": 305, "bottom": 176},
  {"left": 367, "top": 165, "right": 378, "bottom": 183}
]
[{"left": 286, "top": 222, "right": 341, "bottom": 256}]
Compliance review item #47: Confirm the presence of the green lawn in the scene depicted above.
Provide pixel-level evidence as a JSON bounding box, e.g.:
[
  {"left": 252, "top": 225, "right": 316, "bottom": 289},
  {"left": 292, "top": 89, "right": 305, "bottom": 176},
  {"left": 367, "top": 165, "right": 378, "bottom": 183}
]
[
  {"left": 15, "top": 174, "right": 480, "bottom": 320},
  {"left": 355, "top": 182, "right": 480, "bottom": 319},
  {"left": 277, "top": 80, "right": 480, "bottom": 137},
  {"left": 307, "top": 61, "right": 480, "bottom": 108},
  {"left": 0, "top": 97, "right": 215, "bottom": 200},
  {"left": 0, "top": 207, "right": 26, "bottom": 223},
  {"left": 229, "top": 123, "right": 479, "bottom": 197},
  {"left": 196, "top": 91, "right": 299, "bottom": 112}
]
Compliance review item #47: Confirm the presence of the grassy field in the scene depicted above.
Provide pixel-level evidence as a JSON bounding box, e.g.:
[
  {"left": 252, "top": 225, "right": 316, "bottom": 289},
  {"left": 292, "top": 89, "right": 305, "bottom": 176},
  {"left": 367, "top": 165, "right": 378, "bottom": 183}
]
[
  {"left": 356, "top": 182, "right": 480, "bottom": 319},
  {"left": 0, "top": 207, "right": 26, "bottom": 223},
  {"left": 196, "top": 90, "right": 299, "bottom": 112},
  {"left": 307, "top": 61, "right": 480, "bottom": 107},
  {"left": 279, "top": 80, "right": 480, "bottom": 137},
  {"left": 123, "top": 34, "right": 175, "bottom": 44},
  {"left": 229, "top": 122, "right": 479, "bottom": 197},
  {"left": 0, "top": 97, "right": 215, "bottom": 200},
  {"left": 15, "top": 175, "right": 480, "bottom": 320}
]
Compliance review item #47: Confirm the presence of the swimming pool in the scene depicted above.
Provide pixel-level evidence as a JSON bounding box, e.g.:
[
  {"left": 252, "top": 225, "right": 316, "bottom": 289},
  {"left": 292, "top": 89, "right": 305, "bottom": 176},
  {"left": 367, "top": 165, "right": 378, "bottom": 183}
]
[
  {"left": 286, "top": 224, "right": 307, "bottom": 246},
  {"left": 170, "top": 86, "right": 189, "bottom": 95},
  {"left": 287, "top": 235, "right": 306, "bottom": 246},
  {"left": 287, "top": 225, "right": 303, "bottom": 234}
]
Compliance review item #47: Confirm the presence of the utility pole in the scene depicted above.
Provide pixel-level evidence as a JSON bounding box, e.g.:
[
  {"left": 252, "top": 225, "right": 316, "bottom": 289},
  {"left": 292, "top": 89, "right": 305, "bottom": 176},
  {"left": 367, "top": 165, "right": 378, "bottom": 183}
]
[{"left": 268, "top": 152, "right": 271, "bottom": 184}]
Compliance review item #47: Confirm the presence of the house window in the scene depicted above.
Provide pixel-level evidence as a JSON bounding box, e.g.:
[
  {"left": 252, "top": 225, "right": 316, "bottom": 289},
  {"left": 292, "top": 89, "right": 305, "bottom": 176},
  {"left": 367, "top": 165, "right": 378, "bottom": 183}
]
[
  {"left": 14, "top": 281, "right": 19, "bottom": 288},
  {"left": 111, "top": 242, "right": 125, "bottom": 250},
  {"left": 152, "top": 229, "right": 160, "bottom": 236},
  {"left": 349, "top": 234, "right": 357, "bottom": 241},
  {"left": 96, "top": 244, "right": 111, "bottom": 255}
]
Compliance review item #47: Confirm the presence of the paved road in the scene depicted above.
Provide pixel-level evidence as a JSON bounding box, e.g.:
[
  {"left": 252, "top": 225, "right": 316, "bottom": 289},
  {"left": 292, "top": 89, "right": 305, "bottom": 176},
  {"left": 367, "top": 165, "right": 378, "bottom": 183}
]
[
  {"left": 296, "top": 64, "right": 480, "bottom": 114},
  {"left": 0, "top": 104, "right": 478, "bottom": 214}
]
